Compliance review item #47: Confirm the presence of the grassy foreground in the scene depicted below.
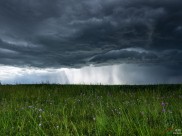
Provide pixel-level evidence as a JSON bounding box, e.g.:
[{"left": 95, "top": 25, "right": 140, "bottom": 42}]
[{"left": 0, "top": 85, "right": 181, "bottom": 136}]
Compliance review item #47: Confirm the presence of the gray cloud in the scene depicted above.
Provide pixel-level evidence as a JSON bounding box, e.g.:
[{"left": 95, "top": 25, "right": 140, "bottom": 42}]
[{"left": 0, "top": 0, "right": 182, "bottom": 69}]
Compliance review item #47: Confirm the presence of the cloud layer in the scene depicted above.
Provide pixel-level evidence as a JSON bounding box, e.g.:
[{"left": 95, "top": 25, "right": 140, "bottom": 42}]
[
  {"left": 0, "top": 0, "right": 182, "bottom": 68},
  {"left": 1, "top": 64, "right": 181, "bottom": 85}
]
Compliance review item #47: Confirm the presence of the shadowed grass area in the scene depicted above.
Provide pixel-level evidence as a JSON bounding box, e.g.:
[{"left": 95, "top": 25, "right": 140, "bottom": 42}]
[{"left": 0, "top": 84, "right": 181, "bottom": 135}]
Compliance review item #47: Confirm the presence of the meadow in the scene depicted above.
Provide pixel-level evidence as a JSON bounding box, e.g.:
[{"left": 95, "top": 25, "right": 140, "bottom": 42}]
[{"left": 0, "top": 84, "right": 181, "bottom": 136}]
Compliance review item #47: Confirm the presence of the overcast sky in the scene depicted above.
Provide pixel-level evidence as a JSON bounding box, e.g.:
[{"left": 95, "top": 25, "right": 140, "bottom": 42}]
[{"left": 0, "top": 0, "right": 182, "bottom": 84}]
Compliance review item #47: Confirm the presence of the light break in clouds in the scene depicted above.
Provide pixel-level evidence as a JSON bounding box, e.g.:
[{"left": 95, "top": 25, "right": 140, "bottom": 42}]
[{"left": 0, "top": 64, "right": 181, "bottom": 85}]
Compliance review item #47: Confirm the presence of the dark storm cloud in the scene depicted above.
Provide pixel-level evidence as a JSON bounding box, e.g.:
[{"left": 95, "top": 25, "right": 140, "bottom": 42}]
[
  {"left": 0, "top": 0, "right": 182, "bottom": 68},
  {"left": 90, "top": 49, "right": 182, "bottom": 65}
]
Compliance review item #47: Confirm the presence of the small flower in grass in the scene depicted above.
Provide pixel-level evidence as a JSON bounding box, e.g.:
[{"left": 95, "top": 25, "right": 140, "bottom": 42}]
[
  {"left": 161, "top": 102, "right": 165, "bottom": 107},
  {"left": 162, "top": 108, "right": 166, "bottom": 112},
  {"left": 39, "top": 123, "right": 42, "bottom": 127},
  {"left": 28, "top": 106, "right": 34, "bottom": 109},
  {"left": 161, "top": 102, "right": 168, "bottom": 112},
  {"left": 93, "top": 117, "right": 96, "bottom": 121},
  {"left": 56, "top": 126, "right": 59, "bottom": 129},
  {"left": 39, "top": 109, "right": 43, "bottom": 112},
  {"left": 39, "top": 115, "right": 42, "bottom": 118}
]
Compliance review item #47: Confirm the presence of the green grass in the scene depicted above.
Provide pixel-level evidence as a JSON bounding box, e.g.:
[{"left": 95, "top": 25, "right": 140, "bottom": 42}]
[{"left": 0, "top": 84, "right": 181, "bottom": 136}]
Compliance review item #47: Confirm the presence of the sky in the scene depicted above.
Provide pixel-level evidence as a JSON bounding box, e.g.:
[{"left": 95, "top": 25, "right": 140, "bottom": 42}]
[{"left": 0, "top": 0, "right": 182, "bottom": 84}]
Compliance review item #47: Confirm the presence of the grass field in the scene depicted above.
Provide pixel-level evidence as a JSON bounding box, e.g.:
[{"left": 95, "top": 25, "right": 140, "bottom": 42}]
[{"left": 0, "top": 84, "right": 181, "bottom": 136}]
